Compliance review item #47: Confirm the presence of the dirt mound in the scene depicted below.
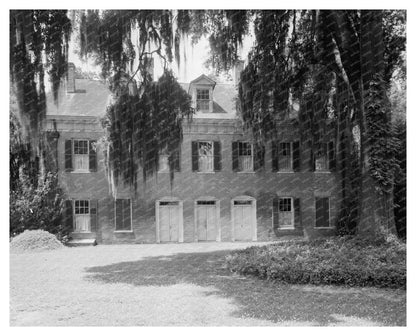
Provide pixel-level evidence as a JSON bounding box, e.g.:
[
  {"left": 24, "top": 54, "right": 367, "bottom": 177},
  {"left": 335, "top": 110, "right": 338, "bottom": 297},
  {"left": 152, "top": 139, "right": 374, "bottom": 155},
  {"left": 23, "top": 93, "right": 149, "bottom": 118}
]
[{"left": 10, "top": 230, "right": 65, "bottom": 253}]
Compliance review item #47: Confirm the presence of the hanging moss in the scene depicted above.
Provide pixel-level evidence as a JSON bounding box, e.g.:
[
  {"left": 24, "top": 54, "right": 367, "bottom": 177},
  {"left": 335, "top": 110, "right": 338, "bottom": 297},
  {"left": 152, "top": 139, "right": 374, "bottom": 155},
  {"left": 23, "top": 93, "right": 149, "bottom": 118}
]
[{"left": 101, "top": 70, "right": 193, "bottom": 193}]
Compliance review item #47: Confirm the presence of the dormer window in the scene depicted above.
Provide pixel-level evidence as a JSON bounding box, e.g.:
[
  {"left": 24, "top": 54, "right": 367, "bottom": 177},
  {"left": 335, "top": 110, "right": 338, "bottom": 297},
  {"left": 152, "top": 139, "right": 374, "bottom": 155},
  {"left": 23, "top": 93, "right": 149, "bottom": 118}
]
[
  {"left": 196, "top": 89, "right": 210, "bottom": 112},
  {"left": 189, "top": 75, "right": 216, "bottom": 114}
]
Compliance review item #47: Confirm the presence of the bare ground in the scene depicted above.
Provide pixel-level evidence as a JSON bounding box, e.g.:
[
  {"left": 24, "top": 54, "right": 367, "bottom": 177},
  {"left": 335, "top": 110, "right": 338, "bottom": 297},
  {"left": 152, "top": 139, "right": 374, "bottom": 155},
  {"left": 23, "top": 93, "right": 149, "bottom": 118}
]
[{"left": 10, "top": 242, "right": 406, "bottom": 326}]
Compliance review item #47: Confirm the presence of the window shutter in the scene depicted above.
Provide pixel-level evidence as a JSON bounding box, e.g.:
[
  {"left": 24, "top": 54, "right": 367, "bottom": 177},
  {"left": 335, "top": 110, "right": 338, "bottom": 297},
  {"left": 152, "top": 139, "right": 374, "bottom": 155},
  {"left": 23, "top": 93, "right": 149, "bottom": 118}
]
[
  {"left": 115, "top": 199, "right": 123, "bottom": 231},
  {"left": 169, "top": 149, "right": 181, "bottom": 172},
  {"left": 328, "top": 141, "right": 336, "bottom": 171},
  {"left": 272, "top": 141, "right": 279, "bottom": 172},
  {"left": 310, "top": 141, "right": 316, "bottom": 172},
  {"left": 272, "top": 197, "right": 279, "bottom": 229},
  {"left": 292, "top": 141, "right": 300, "bottom": 172},
  {"left": 254, "top": 144, "right": 265, "bottom": 171},
  {"left": 64, "top": 200, "right": 73, "bottom": 230},
  {"left": 214, "top": 141, "right": 221, "bottom": 171},
  {"left": 174, "top": 149, "right": 180, "bottom": 172},
  {"left": 294, "top": 198, "right": 301, "bottom": 229},
  {"left": 65, "top": 140, "right": 73, "bottom": 172},
  {"left": 90, "top": 199, "right": 98, "bottom": 232},
  {"left": 191, "top": 141, "right": 198, "bottom": 171},
  {"left": 315, "top": 197, "right": 330, "bottom": 227},
  {"left": 232, "top": 142, "right": 239, "bottom": 171},
  {"left": 123, "top": 199, "right": 131, "bottom": 230},
  {"left": 89, "top": 141, "right": 97, "bottom": 172}
]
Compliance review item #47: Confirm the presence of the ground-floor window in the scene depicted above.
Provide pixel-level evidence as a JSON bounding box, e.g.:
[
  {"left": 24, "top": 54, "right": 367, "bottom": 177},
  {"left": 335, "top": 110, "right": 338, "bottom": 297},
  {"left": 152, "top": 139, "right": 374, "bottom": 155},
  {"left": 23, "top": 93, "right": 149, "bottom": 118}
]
[
  {"left": 74, "top": 199, "right": 90, "bottom": 232},
  {"left": 315, "top": 197, "right": 330, "bottom": 227},
  {"left": 273, "top": 197, "right": 294, "bottom": 229},
  {"left": 115, "top": 199, "right": 132, "bottom": 231}
]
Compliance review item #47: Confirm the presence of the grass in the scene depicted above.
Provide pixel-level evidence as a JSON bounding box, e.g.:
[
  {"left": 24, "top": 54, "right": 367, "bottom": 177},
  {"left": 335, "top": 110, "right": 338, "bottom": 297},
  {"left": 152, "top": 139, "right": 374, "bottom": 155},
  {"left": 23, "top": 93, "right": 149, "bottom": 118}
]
[{"left": 10, "top": 243, "right": 406, "bottom": 326}]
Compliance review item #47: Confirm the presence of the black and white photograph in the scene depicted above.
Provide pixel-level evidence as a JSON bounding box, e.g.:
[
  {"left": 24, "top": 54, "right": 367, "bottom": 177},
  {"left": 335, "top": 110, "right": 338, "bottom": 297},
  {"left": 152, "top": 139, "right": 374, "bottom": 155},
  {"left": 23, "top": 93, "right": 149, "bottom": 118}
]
[{"left": 7, "top": 3, "right": 408, "bottom": 328}]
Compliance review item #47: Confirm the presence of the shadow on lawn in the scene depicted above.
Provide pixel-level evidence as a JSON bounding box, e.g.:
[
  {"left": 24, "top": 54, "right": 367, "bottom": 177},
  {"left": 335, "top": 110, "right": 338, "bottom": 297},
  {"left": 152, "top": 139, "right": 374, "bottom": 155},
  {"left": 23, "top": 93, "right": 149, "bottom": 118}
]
[{"left": 85, "top": 250, "right": 405, "bottom": 326}]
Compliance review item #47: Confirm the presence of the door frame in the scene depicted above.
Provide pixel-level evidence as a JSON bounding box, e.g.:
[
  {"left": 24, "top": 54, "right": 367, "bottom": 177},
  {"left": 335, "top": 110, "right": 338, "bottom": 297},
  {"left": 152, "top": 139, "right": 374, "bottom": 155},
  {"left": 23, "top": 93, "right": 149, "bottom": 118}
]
[
  {"left": 231, "top": 195, "right": 257, "bottom": 241},
  {"left": 155, "top": 197, "right": 184, "bottom": 243},
  {"left": 194, "top": 197, "right": 221, "bottom": 242}
]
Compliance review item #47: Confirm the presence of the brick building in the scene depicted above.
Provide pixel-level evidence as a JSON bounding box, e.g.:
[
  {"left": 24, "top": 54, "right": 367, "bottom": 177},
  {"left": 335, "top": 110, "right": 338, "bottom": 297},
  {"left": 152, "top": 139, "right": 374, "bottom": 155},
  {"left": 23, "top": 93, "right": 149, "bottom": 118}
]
[{"left": 45, "top": 63, "right": 341, "bottom": 245}]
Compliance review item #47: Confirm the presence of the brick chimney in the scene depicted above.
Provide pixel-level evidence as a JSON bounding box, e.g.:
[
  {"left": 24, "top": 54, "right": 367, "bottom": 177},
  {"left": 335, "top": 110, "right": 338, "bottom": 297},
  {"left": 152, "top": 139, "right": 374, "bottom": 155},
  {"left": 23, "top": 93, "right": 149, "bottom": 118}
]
[
  {"left": 67, "top": 62, "right": 76, "bottom": 93},
  {"left": 234, "top": 60, "right": 245, "bottom": 85}
]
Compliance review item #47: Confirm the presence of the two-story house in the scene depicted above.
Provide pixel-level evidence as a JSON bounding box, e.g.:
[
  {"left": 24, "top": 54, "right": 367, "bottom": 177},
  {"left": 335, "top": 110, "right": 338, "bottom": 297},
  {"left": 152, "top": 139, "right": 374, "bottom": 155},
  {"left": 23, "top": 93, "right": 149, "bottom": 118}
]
[{"left": 45, "top": 63, "right": 341, "bottom": 245}]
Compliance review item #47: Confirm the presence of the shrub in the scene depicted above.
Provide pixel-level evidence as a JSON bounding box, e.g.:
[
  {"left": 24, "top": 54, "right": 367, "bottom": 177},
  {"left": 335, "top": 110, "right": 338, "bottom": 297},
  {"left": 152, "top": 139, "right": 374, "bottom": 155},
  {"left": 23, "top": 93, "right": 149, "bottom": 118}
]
[
  {"left": 9, "top": 172, "right": 70, "bottom": 243},
  {"left": 225, "top": 236, "right": 406, "bottom": 289}
]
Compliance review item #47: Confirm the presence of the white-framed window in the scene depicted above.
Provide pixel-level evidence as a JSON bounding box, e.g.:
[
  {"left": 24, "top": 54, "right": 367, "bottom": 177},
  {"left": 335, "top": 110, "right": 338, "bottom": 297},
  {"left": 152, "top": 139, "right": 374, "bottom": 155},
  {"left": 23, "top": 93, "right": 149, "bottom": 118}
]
[
  {"left": 238, "top": 142, "right": 254, "bottom": 171},
  {"left": 74, "top": 199, "right": 90, "bottom": 215},
  {"left": 158, "top": 154, "right": 170, "bottom": 173},
  {"left": 277, "top": 197, "right": 294, "bottom": 229},
  {"left": 279, "top": 142, "right": 293, "bottom": 171},
  {"left": 198, "top": 141, "right": 214, "bottom": 172},
  {"left": 115, "top": 199, "right": 132, "bottom": 232},
  {"left": 74, "top": 199, "right": 90, "bottom": 232},
  {"left": 315, "top": 143, "right": 329, "bottom": 171},
  {"left": 196, "top": 89, "right": 210, "bottom": 112},
  {"left": 73, "top": 140, "right": 89, "bottom": 171}
]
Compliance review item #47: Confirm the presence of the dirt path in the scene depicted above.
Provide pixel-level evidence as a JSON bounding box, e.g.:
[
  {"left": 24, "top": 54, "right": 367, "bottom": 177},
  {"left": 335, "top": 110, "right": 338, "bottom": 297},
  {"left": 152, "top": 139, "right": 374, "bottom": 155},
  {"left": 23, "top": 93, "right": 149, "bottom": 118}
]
[{"left": 10, "top": 242, "right": 406, "bottom": 326}]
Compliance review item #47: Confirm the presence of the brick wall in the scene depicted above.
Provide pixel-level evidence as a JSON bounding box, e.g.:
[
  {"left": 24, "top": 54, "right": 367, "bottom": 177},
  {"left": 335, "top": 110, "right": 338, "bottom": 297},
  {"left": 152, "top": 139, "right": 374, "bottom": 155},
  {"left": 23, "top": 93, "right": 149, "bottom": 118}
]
[{"left": 48, "top": 116, "right": 341, "bottom": 244}]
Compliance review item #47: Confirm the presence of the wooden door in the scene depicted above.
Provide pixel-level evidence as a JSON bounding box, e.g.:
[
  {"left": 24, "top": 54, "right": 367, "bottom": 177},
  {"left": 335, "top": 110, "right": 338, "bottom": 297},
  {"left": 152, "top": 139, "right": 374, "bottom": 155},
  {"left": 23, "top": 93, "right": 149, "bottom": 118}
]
[
  {"left": 159, "top": 201, "right": 180, "bottom": 242},
  {"left": 196, "top": 201, "right": 217, "bottom": 241},
  {"left": 233, "top": 200, "right": 253, "bottom": 241}
]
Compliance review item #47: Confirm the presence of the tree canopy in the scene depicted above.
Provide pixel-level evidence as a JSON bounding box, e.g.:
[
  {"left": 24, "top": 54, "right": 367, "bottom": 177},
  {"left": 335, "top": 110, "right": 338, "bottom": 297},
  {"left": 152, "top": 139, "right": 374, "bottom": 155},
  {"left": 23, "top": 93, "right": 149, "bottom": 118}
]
[{"left": 9, "top": 9, "right": 406, "bottom": 238}]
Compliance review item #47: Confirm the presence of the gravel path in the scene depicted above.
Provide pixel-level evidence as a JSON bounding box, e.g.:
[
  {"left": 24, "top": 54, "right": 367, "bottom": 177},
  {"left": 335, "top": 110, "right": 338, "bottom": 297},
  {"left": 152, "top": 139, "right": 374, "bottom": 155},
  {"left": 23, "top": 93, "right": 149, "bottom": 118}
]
[{"left": 10, "top": 242, "right": 406, "bottom": 326}]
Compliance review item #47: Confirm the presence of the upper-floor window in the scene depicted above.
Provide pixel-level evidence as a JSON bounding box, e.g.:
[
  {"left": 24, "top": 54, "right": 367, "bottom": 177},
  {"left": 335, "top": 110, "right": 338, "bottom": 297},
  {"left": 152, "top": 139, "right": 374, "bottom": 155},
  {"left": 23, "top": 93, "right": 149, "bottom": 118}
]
[
  {"left": 315, "top": 143, "right": 328, "bottom": 171},
  {"left": 73, "top": 140, "right": 89, "bottom": 171},
  {"left": 65, "top": 139, "right": 97, "bottom": 173},
  {"left": 198, "top": 141, "right": 214, "bottom": 172},
  {"left": 158, "top": 150, "right": 180, "bottom": 173},
  {"left": 237, "top": 142, "right": 253, "bottom": 171},
  {"left": 192, "top": 141, "right": 221, "bottom": 172},
  {"left": 272, "top": 141, "right": 299, "bottom": 172},
  {"left": 279, "top": 142, "right": 292, "bottom": 171},
  {"left": 158, "top": 154, "right": 170, "bottom": 173},
  {"left": 196, "top": 89, "right": 210, "bottom": 112}
]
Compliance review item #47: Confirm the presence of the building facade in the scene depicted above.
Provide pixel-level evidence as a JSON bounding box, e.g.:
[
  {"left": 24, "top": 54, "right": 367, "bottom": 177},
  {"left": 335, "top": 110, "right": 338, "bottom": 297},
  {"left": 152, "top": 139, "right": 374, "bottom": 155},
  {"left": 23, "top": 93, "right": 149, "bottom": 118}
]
[{"left": 45, "top": 64, "right": 341, "bottom": 245}]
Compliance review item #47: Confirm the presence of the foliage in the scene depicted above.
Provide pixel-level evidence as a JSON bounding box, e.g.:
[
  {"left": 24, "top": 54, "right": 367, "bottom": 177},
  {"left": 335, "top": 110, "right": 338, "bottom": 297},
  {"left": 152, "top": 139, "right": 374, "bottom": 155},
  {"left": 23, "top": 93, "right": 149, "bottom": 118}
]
[
  {"left": 225, "top": 236, "right": 406, "bottom": 289},
  {"left": 393, "top": 118, "right": 406, "bottom": 239},
  {"left": 9, "top": 171, "right": 69, "bottom": 242},
  {"left": 10, "top": 110, "right": 68, "bottom": 242},
  {"left": 100, "top": 70, "right": 193, "bottom": 190}
]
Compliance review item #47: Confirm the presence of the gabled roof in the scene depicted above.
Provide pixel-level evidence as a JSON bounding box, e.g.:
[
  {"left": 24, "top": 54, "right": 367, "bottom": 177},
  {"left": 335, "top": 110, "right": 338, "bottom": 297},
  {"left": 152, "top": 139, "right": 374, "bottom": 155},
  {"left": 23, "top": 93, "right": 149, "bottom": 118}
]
[
  {"left": 188, "top": 74, "right": 217, "bottom": 97},
  {"left": 180, "top": 81, "right": 237, "bottom": 119},
  {"left": 46, "top": 79, "right": 111, "bottom": 117}
]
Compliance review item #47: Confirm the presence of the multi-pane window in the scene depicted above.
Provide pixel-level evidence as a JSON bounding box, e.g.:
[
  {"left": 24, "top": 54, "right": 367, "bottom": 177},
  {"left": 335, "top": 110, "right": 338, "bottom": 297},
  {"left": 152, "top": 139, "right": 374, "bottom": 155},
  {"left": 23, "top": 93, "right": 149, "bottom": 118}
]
[
  {"left": 274, "top": 197, "right": 294, "bottom": 228},
  {"left": 238, "top": 142, "right": 253, "bottom": 171},
  {"left": 115, "top": 199, "right": 132, "bottom": 231},
  {"left": 315, "top": 197, "right": 330, "bottom": 227},
  {"left": 196, "top": 89, "right": 210, "bottom": 112},
  {"left": 73, "top": 140, "right": 89, "bottom": 171},
  {"left": 158, "top": 154, "right": 169, "bottom": 172},
  {"left": 198, "top": 141, "right": 214, "bottom": 172},
  {"left": 279, "top": 142, "right": 292, "bottom": 171},
  {"left": 74, "top": 200, "right": 90, "bottom": 214},
  {"left": 315, "top": 143, "right": 329, "bottom": 171}
]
